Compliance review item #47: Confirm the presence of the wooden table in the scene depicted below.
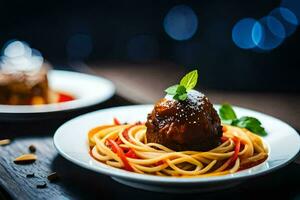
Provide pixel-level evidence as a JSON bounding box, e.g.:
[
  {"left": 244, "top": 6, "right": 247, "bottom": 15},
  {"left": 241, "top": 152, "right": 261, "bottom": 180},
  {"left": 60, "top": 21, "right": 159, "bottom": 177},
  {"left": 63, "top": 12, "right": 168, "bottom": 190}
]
[
  {"left": 1, "top": 64, "right": 300, "bottom": 200},
  {"left": 88, "top": 62, "right": 300, "bottom": 130}
]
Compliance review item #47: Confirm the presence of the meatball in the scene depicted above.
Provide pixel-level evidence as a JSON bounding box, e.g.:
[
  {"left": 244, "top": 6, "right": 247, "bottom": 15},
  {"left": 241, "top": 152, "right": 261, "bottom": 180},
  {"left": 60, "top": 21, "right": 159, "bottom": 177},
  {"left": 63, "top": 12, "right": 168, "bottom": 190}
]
[{"left": 145, "top": 90, "right": 222, "bottom": 151}]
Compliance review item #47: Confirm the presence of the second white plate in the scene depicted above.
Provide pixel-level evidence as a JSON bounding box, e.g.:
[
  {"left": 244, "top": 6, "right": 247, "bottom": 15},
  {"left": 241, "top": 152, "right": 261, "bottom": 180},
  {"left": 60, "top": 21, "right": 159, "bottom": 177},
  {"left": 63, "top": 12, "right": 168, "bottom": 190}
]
[{"left": 0, "top": 70, "right": 115, "bottom": 121}]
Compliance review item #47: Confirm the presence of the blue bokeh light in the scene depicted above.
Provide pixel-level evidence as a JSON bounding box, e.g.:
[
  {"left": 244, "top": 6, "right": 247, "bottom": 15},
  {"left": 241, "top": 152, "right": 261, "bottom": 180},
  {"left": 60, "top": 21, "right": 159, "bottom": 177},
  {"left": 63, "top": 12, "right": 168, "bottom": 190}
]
[
  {"left": 163, "top": 5, "right": 198, "bottom": 41},
  {"left": 251, "top": 22, "right": 263, "bottom": 46},
  {"left": 280, "top": 7, "right": 298, "bottom": 25},
  {"left": 267, "top": 16, "right": 286, "bottom": 38},
  {"left": 270, "top": 7, "right": 298, "bottom": 36},
  {"left": 281, "top": 0, "right": 300, "bottom": 22},
  {"left": 232, "top": 0, "right": 299, "bottom": 52},
  {"left": 252, "top": 16, "right": 286, "bottom": 51},
  {"left": 232, "top": 18, "right": 258, "bottom": 49}
]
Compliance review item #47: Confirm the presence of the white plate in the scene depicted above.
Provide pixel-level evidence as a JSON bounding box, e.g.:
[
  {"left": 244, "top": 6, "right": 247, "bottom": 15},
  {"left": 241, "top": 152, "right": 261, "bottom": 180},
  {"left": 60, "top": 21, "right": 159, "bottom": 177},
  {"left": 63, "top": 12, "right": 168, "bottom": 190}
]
[
  {"left": 54, "top": 105, "right": 300, "bottom": 193},
  {"left": 0, "top": 70, "right": 115, "bottom": 120}
]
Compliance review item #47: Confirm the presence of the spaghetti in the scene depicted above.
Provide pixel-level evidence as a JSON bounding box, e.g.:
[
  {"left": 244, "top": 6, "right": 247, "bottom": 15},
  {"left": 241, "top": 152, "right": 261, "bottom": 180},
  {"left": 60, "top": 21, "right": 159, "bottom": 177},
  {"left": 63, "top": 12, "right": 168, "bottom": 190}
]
[{"left": 88, "top": 121, "right": 268, "bottom": 177}]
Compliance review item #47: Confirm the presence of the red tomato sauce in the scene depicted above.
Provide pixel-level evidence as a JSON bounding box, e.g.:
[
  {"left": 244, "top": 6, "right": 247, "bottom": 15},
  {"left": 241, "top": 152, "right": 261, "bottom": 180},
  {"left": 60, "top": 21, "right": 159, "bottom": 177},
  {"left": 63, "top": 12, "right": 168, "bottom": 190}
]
[{"left": 57, "top": 92, "right": 75, "bottom": 102}]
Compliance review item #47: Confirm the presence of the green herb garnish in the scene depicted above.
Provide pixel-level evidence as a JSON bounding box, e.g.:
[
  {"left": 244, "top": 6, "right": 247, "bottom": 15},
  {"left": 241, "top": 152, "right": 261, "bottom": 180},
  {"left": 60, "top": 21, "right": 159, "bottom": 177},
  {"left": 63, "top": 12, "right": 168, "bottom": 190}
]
[
  {"left": 165, "top": 70, "right": 198, "bottom": 101},
  {"left": 219, "top": 104, "right": 267, "bottom": 136},
  {"left": 219, "top": 104, "right": 237, "bottom": 124}
]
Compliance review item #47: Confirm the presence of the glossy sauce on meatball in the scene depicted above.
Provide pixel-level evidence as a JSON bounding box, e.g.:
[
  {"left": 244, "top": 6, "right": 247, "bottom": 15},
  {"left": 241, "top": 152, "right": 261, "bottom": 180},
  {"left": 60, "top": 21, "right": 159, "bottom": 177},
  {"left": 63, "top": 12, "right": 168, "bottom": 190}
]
[{"left": 145, "top": 90, "right": 222, "bottom": 151}]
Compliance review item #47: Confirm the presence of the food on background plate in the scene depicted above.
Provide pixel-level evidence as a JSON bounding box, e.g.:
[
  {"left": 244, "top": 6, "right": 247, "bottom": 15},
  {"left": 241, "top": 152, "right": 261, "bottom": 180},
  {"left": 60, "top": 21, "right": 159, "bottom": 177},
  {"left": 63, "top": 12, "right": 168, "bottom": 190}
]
[
  {"left": 88, "top": 70, "right": 268, "bottom": 177},
  {"left": 0, "top": 40, "right": 74, "bottom": 105},
  {"left": 0, "top": 63, "right": 50, "bottom": 105}
]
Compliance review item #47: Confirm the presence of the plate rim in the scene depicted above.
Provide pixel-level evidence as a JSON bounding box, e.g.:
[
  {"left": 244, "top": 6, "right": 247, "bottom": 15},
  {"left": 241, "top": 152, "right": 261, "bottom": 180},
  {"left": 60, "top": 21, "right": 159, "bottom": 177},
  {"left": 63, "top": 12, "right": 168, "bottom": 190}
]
[
  {"left": 53, "top": 104, "right": 300, "bottom": 184},
  {"left": 0, "top": 70, "right": 115, "bottom": 114}
]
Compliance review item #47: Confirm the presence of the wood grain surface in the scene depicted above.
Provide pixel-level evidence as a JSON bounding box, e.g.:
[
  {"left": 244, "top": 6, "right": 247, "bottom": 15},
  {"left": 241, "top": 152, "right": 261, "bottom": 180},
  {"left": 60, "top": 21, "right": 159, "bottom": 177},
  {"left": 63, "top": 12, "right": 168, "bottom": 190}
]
[
  {"left": 1, "top": 65, "right": 299, "bottom": 200},
  {"left": 0, "top": 95, "right": 132, "bottom": 200},
  {"left": 0, "top": 137, "right": 66, "bottom": 200},
  {"left": 0, "top": 135, "right": 116, "bottom": 200}
]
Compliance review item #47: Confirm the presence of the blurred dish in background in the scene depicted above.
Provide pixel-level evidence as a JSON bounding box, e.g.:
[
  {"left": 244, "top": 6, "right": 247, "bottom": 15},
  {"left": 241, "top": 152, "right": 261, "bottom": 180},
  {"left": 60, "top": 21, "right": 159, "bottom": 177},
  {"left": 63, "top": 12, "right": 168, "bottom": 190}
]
[
  {"left": 0, "top": 41, "right": 75, "bottom": 105},
  {"left": 0, "top": 40, "right": 115, "bottom": 121}
]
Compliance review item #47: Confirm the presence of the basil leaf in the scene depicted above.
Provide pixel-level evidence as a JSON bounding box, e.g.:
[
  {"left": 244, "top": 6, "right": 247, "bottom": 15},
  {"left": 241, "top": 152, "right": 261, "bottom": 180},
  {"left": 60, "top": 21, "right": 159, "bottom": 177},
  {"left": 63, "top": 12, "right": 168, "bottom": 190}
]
[
  {"left": 165, "top": 84, "right": 179, "bottom": 95},
  {"left": 219, "top": 104, "right": 237, "bottom": 121},
  {"left": 219, "top": 104, "right": 267, "bottom": 136},
  {"left": 232, "top": 116, "right": 261, "bottom": 126},
  {"left": 222, "top": 119, "right": 233, "bottom": 125},
  {"left": 176, "top": 85, "right": 186, "bottom": 95},
  {"left": 178, "top": 93, "right": 188, "bottom": 101},
  {"left": 164, "top": 70, "right": 198, "bottom": 101},
  {"left": 179, "top": 70, "right": 198, "bottom": 90},
  {"left": 233, "top": 116, "right": 267, "bottom": 136},
  {"left": 173, "top": 93, "right": 188, "bottom": 101}
]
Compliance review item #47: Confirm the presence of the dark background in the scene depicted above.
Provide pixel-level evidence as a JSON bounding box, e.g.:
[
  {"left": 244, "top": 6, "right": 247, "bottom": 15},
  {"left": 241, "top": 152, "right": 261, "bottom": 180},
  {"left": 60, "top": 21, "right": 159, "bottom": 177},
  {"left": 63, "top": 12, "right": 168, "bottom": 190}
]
[{"left": 0, "top": 0, "right": 299, "bottom": 91}]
